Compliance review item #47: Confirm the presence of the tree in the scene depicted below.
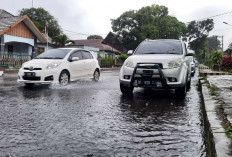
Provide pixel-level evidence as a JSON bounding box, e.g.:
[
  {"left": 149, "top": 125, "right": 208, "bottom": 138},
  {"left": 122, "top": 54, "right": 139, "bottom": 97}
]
[
  {"left": 111, "top": 5, "right": 186, "bottom": 50},
  {"left": 53, "top": 34, "right": 74, "bottom": 47},
  {"left": 19, "top": 8, "right": 62, "bottom": 40},
  {"left": 87, "top": 35, "right": 103, "bottom": 39},
  {"left": 211, "top": 51, "right": 224, "bottom": 65},
  {"left": 185, "top": 19, "right": 214, "bottom": 63},
  {"left": 207, "top": 36, "right": 221, "bottom": 52}
]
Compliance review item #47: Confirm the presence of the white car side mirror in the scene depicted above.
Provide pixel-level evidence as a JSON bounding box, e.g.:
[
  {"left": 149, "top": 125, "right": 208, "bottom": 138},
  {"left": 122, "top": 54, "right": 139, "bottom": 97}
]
[
  {"left": 127, "top": 50, "right": 133, "bottom": 55},
  {"left": 72, "top": 57, "right": 79, "bottom": 61}
]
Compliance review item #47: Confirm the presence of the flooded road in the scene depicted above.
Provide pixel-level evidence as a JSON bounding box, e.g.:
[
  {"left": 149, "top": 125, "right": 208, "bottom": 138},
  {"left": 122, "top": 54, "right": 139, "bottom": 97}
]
[{"left": 0, "top": 71, "right": 208, "bottom": 156}]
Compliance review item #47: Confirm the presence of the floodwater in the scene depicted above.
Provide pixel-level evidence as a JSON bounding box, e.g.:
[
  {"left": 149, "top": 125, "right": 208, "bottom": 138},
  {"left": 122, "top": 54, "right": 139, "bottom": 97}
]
[{"left": 0, "top": 70, "right": 208, "bottom": 156}]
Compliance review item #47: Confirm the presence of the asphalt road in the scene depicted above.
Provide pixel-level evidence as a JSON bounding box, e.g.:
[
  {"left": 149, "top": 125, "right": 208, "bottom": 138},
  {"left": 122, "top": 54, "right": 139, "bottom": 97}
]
[{"left": 0, "top": 70, "right": 209, "bottom": 156}]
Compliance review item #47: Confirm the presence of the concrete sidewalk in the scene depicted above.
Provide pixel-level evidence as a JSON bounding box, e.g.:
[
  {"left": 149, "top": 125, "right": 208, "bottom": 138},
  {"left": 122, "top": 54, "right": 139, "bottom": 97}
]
[{"left": 199, "top": 65, "right": 232, "bottom": 156}]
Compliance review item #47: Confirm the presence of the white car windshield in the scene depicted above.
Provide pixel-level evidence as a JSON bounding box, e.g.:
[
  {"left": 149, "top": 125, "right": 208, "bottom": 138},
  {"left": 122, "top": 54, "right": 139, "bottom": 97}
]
[
  {"left": 135, "top": 40, "right": 183, "bottom": 55},
  {"left": 35, "top": 49, "right": 72, "bottom": 59}
]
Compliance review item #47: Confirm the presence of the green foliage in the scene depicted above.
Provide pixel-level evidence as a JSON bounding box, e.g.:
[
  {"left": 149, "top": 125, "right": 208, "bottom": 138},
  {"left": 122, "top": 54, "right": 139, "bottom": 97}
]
[
  {"left": 207, "top": 36, "right": 221, "bottom": 52},
  {"left": 211, "top": 51, "right": 224, "bottom": 64},
  {"left": 118, "top": 54, "right": 128, "bottom": 60},
  {"left": 101, "top": 57, "right": 115, "bottom": 66},
  {"left": 19, "top": 7, "right": 62, "bottom": 40},
  {"left": 111, "top": 5, "right": 186, "bottom": 50},
  {"left": 87, "top": 35, "right": 103, "bottom": 39},
  {"left": 226, "top": 125, "right": 232, "bottom": 139},
  {"left": 53, "top": 34, "right": 73, "bottom": 47},
  {"left": 208, "top": 85, "right": 218, "bottom": 96},
  {"left": 97, "top": 54, "right": 102, "bottom": 59},
  {"left": 186, "top": 19, "right": 214, "bottom": 63}
]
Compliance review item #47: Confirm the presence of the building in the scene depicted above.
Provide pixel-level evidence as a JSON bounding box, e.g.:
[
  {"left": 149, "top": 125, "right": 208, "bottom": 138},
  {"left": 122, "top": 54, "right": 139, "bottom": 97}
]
[
  {"left": 68, "top": 39, "right": 121, "bottom": 59},
  {"left": 0, "top": 9, "right": 47, "bottom": 68}
]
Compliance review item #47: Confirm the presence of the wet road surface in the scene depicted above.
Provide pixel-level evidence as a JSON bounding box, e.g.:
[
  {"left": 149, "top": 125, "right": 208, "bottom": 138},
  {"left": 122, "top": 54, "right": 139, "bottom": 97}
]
[{"left": 0, "top": 71, "right": 208, "bottom": 156}]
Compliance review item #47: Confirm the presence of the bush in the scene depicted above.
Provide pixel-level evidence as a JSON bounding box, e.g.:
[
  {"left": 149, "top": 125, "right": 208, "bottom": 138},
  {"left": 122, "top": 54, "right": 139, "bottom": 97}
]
[
  {"left": 211, "top": 51, "right": 224, "bottom": 64},
  {"left": 221, "top": 56, "right": 232, "bottom": 71},
  {"left": 118, "top": 54, "right": 128, "bottom": 61},
  {"left": 101, "top": 57, "right": 115, "bottom": 66}
]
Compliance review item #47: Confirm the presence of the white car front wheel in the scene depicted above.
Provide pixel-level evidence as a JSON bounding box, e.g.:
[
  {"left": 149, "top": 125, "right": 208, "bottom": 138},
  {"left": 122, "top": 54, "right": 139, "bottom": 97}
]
[
  {"left": 93, "top": 70, "right": 100, "bottom": 82},
  {"left": 59, "top": 71, "right": 69, "bottom": 86}
]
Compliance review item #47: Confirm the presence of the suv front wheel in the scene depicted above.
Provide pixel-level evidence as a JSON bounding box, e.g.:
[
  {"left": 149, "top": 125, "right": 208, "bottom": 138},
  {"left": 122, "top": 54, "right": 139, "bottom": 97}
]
[
  {"left": 120, "top": 83, "right": 134, "bottom": 95},
  {"left": 175, "top": 83, "right": 187, "bottom": 99}
]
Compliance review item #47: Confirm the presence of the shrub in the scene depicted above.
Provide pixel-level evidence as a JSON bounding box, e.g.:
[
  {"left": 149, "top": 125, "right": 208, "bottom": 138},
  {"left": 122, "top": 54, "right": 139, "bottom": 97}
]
[
  {"left": 101, "top": 57, "right": 115, "bottom": 66},
  {"left": 221, "top": 56, "right": 232, "bottom": 71},
  {"left": 118, "top": 54, "right": 128, "bottom": 61},
  {"left": 211, "top": 51, "right": 224, "bottom": 64}
]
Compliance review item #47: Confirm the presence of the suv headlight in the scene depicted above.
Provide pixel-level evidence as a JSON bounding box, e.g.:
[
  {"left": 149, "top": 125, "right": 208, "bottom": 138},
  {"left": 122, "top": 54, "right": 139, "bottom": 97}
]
[
  {"left": 168, "top": 59, "right": 182, "bottom": 68},
  {"left": 124, "top": 59, "right": 134, "bottom": 68},
  {"left": 47, "top": 61, "right": 62, "bottom": 69}
]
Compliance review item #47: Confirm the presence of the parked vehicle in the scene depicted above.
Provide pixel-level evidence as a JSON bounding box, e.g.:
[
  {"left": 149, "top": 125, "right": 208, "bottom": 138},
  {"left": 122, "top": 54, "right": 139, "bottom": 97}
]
[
  {"left": 17, "top": 48, "right": 100, "bottom": 86},
  {"left": 194, "top": 59, "right": 199, "bottom": 67},
  {"left": 188, "top": 56, "right": 196, "bottom": 76},
  {"left": 119, "top": 39, "right": 193, "bottom": 98}
]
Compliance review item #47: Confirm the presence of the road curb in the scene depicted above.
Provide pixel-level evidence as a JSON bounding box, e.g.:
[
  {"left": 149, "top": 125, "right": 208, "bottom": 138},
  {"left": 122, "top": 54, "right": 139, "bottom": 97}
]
[
  {"left": 199, "top": 78, "right": 232, "bottom": 157},
  {"left": 199, "top": 72, "right": 232, "bottom": 77}
]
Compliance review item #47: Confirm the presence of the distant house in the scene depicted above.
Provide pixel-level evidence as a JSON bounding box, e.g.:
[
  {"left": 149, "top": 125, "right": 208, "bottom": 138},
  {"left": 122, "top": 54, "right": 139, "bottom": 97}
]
[
  {"left": 67, "top": 39, "right": 121, "bottom": 58},
  {"left": 0, "top": 9, "right": 47, "bottom": 68},
  {"left": 102, "top": 31, "right": 127, "bottom": 54}
]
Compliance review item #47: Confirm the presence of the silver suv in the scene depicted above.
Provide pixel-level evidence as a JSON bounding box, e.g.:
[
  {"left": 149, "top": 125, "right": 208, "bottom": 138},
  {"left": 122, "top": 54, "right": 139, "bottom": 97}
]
[{"left": 119, "top": 39, "right": 193, "bottom": 98}]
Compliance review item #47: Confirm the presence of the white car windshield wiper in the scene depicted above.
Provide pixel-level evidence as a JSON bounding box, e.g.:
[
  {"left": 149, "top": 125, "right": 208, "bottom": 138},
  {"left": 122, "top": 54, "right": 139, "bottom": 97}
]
[
  {"left": 35, "top": 57, "right": 63, "bottom": 59},
  {"left": 144, "top": 52, "right": 164, "bottom": 54}
]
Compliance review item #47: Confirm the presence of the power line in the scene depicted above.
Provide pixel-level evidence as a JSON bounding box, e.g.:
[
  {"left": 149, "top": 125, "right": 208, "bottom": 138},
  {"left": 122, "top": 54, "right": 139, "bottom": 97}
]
[
  {"left": 63, "top": 29, "right": 107, "bottom": 36},
  {"left": 211, "top": 27, "right": 232, "bottom": 32},
  {"left": 187, "top": 10, "right": 232, "bottom": 23}
]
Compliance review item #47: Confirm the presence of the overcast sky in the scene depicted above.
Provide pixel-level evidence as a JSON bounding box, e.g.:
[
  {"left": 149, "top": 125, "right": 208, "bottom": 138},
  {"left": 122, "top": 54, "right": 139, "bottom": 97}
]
[{"left": 1, "top": 0, "right": 232, "bottom": 49}]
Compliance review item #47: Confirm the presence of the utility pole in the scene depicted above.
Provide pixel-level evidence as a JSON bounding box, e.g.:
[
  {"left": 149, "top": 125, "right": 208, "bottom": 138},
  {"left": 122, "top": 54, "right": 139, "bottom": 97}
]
[
  {"left": 32, "top": 0, "right": 33, "bottom": 8},
  {"left": 222, "top": 36, "right": 223, "bottom": 51}
]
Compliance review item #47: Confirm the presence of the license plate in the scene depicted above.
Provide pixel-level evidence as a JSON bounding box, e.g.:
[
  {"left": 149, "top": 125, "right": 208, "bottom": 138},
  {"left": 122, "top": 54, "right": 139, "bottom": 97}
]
[
  {"left": 143, "top": 70, "right": 153, "bottom": 74},
  {"left": 24, "top": 72, "right": 35, "bottom": 77},
  {"left": 144, "top": 81, "right": 150, "bottom": 85}
]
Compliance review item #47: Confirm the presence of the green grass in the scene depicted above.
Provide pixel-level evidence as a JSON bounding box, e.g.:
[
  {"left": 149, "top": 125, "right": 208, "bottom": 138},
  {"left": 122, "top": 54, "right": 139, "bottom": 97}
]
[
  {"left": 209, "top": 85, "right": 218, "bottom": 96},
  {"left": 226, "top": 125, "right": 232, "bottom": 139}
]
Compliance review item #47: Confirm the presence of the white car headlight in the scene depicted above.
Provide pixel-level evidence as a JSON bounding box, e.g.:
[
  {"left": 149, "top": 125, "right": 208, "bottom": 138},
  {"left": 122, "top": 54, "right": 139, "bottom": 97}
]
[
  {"left": 168, "top": 59, "right": 182, "bottom": 68},
  {"left": 124, "top": 59, "right": 134, "bottom": 68},
  {"left": 46, "top": 61, "right": 62, "bottom": 69}
]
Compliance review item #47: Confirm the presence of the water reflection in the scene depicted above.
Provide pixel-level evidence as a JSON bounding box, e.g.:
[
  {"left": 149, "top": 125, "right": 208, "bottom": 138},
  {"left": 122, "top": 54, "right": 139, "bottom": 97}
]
[{"left": 116, "top": 87, "right": 205, "bottom": 156}]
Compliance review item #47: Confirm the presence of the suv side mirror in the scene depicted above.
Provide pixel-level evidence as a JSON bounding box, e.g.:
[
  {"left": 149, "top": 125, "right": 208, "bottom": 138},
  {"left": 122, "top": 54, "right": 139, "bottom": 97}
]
[
  {"left": 71, "top": 57, "right": 79, "bottom": 61},
  {"left": 127, "top": 50, "right": 133, "bottom": 55}
]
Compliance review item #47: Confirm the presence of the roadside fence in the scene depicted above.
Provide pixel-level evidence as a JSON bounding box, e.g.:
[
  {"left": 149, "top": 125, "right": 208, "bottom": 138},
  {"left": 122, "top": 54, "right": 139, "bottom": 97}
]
[{"left": 0, "top": 52, "right": 31, "bottom": 68}]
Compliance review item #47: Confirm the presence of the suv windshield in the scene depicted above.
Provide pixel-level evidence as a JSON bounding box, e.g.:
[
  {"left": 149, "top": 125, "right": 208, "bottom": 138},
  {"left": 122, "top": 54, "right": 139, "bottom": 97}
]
[
  {"left": 134, "top": 40, "right": 183, "bottom": 55},
  {"left": 35, "top": 49, "right": 72, "bottom": 59}
]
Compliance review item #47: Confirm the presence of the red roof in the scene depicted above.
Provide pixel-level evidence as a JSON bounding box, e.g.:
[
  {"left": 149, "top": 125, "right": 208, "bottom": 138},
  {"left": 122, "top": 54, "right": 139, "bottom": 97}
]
[{"left": 72, "top": 39, "right": 121, "bottom": 53}]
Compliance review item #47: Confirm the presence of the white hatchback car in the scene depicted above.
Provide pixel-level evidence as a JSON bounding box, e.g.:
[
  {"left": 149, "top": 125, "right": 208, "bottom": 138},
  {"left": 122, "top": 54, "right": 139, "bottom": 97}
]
[{"left": 18, "top": 48, "right": 100, "bottom": 86}]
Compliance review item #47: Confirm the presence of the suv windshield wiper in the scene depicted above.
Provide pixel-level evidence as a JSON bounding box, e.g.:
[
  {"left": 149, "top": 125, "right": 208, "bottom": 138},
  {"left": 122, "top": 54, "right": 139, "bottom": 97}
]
[
  {"left": 167, "top": 52, "right": 180, "bottom": 54},
  {"left": 143, "top": 52, "right": 164, "bottom": 54}
]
